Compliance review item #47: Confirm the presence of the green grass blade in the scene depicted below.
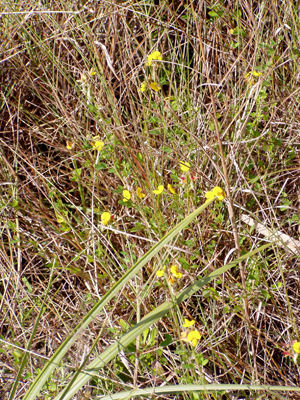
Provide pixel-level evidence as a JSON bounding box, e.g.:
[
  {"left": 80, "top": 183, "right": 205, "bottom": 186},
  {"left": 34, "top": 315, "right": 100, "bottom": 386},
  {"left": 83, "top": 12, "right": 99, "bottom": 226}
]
[
  {"left": 23, "top": 199, "right": 214, "bottom": 400},
  {"left": 8, "top": 263, "right": 55, "bottom": 400},
  {"left": 94, "top": 383, "right": 300, "bottom": 400},
  {"left": 54, "top": 242, "right": 273, "bottom": 400}
]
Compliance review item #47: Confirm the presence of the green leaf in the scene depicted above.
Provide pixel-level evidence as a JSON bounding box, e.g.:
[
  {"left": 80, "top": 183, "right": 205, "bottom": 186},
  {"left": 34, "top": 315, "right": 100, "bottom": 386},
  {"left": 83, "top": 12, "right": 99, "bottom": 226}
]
[
  {"left": 95, "top": 162, "right": 107, "bottom": 170},
  {"left": 160, "top": 334, "right": 173, "bottom": 347}
]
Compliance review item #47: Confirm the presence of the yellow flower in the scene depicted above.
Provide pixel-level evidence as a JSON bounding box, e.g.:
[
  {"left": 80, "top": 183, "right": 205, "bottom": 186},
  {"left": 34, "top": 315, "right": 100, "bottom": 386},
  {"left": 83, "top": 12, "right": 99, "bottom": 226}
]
[
  {"left": 150, "top": 82, "right": 161, "bottom": 92},
  {"left": 101, "top": 212, "right": 111, "bottom": 226},
  {"left": 170, "top": 265, "right": 182, "bottom": 279},
  {"left": 156, "top": 265, "right": 166, "bottom": 277},
  {"left": 123, "top": 190, "right": 131, "bottom": 202},
  {"left": 139, "top": 82, "right": 147, "bottom": 92},
  {"left": 212, "top": 186, "right": 225, "bottom": 200},
  {"left": 179, "top": 161, "right": 190, "bottom": 172},
  {"left": 146, "top": 50, "right": 162, "bottom": 66},
  {"left": 89, "top": 67, "right": 96, "bottom": 76},
  {"left": 187, "top": 330, "right": 201, "bottom": 347},
  {"left": 205, "top": 186, "right": 225, "bottom": 202},
  {"left": 293, "top": 342, "right": 300, "bottom": 354},
  {"left": 244, "top": 70, "right": 262, "bottom": 86},
  {"left": 153, "top": 185, "right": 164, "bottom": 195},
  {"left": 91, "top": 138, "right": 104, "bottom": 151},
  {"left": 66, "top": 140, "right": 74, "bottom": 150},
  {"left": 167, "top": 184, "right": 176, "bottom": 194},
  {"left": 252, "top": 70, "right": 262, "bottom": 77},
  {"left": 136, "top": 187, "right": 146, "bottom": 199},
  {"left": 183, "top": 319, "right": 195, "bottom": 328}
]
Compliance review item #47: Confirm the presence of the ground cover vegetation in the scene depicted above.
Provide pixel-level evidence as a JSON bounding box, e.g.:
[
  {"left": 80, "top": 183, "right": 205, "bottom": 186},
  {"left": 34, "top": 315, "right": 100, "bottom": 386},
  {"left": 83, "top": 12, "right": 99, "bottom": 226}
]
[{"left": 1, "top": 0, "right": 300, "bottom": 399}]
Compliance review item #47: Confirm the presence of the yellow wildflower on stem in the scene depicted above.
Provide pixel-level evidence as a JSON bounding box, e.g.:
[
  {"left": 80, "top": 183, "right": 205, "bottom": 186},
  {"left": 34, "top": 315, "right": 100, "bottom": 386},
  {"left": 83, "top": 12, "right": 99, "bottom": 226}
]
[
  {"left": 167, "top": 184, "right": 176, "bottom": 194},
  {"left": 91, "top": 136, "right": 104, "bottom": 151},
  {"left": 153, "top": 185, "right": 164, "bottom": 195},
  {"left": 187, "top": 330, "right": 201, "bottom": 347},
  {"left": 156, "top": 265, "right": 166, "bottom": 277},
  {"left": 122, "top": 190, "right": 131, "bottom": 202},
  {"left": 179, "top": 161, "right": 190, "bottom": 172},
  {"left": 205, "top": 186, "right": 225, "bottom": 202},
  {"left": 170, "top": 265, "right": 182, "bottom": 279},
  {"left": 183, "top": 319, "right": 195, "bottom": 328},
  {"left": 146, "top": 50, "right": 162, "bottom": 66},
  {"left": 136, "top": 187, "right": 146, "bottom": 199},
  {"left": 101, "top": 212, "right": 111, "bottom": 226},
  {"left": 150, "top": 82, "right": 161, "bottom": 91}
]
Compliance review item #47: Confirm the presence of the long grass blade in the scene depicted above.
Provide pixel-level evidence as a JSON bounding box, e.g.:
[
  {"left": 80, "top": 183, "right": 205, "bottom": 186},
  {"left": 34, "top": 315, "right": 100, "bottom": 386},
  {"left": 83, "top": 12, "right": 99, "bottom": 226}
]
[
  {"left": 23, "top": 199, "right": 214, "bottom": 400},
  {"left": 54, "top": 242, "right": 274, "bottom": 400},
  {"left": 95, "top": 383, "right": 300, "bottom": 400}
]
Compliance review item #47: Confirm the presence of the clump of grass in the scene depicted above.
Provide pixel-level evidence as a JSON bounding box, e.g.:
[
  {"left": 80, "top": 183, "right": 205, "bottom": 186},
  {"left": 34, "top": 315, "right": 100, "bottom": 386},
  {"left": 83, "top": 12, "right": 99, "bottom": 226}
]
[{"left": 1, "top": 1, "right": 300, "bottom": 399}]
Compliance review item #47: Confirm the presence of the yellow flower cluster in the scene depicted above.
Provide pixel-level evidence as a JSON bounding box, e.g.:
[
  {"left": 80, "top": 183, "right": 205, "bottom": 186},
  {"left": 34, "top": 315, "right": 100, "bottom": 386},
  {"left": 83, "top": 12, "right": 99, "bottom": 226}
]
[
  {"left": 146, "top": 51, "right": 162, "bottom": 66},
  {"left": 156, "top": 264, "right": 183, "bottom": 284},
  {"left": 244, "top": 70, "right": 262, "bottom": 86},
  {"left": 139, "top": 81, "right": 161, "bottom": 92},
  {"left": 180, "top": 319, "right": 201, "bottom": 347}
]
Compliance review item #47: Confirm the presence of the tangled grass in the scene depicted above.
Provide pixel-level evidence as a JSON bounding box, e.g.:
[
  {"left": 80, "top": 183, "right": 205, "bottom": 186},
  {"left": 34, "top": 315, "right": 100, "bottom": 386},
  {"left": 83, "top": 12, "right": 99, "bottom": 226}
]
[{"left": 1, "top": 0, "right": 300, "bottom": 398}]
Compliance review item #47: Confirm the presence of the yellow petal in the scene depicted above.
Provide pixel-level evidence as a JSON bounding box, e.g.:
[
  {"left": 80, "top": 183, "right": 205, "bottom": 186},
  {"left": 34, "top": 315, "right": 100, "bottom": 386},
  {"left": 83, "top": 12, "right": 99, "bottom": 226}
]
[
  {"left": 153, "top": 185, "right": 164, "bottom": 195},
  {"left": 150, "top": 82, "right": 161, "bottom": 91},
  {"left": 89, "top": 67, "right": 96, "bottom": 76},
  {"left": 205, "top": 191, "right": 214, "bottom": 200},
  {"left": 179, "top": 161, "right": 190, "bottom": 172},
  {"left": 174, "top": 272, "right": 182, "bottom": 279},
  {"left": 293, "top": 342, "right": 300, "bottom": 354},
  {"left": 170, "top": 265, "right": 178, "bottom": 274},
  {"left": 146, "top": 50, "right": 162, "bottom": 66},
  {"left": 92, "top": 140, "right": 104, "bottom": 151},
  {"left": 139, "top": 82, "right": 147, "bottom": 92},
  {"left": 183, "top": 319, "right": 195, "bottom": 328},
  {"left": 187, "top": 330, "right": 201, "bottom": 346},
  {"left": 136, "top": 187, "right": 146, "bottom": 199},
  {"left": 252, "top": 70, "right": 262, "bottom": 77},
  {"left": 212, "top": 186, "right": 225, "bottom": 200},
  {"left": 66, "top": 140, "right": 74, "bottom": 150},
  {"left": 101, "top": 212, "right": 111, "bottom": 226},
  {"left": 122, "top": 190, "right": 131, "bottom": 202},
  {"left": 167, "top": 184, "right": 176, "bottom": 194},
  {"left": 156, "top": 270, "right": 164, "bottom": 277}
]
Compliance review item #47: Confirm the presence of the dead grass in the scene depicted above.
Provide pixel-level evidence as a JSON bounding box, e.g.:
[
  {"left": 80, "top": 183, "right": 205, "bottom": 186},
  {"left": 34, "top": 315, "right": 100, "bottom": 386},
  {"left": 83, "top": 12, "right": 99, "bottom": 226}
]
[{"left": 1, "top": 0, "right": 300, "bottom": 399}]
